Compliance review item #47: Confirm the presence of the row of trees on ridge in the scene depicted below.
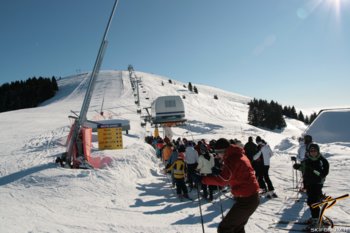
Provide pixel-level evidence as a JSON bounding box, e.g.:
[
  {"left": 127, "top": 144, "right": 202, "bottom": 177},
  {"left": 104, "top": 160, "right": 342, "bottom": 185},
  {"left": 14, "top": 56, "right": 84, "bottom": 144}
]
[
  {"left": 248, "top": 98, "right": 318, "bottom": 130},
  {"left": 0, "top": 76, "right": 59, "bottom": 113}
]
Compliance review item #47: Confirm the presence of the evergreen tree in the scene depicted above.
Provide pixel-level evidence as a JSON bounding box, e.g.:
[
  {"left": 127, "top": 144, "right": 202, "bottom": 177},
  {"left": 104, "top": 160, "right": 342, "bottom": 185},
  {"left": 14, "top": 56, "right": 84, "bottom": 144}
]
[
  {"left": 309, "top": 112, "right": 318, "bottom": 124},
  {"left": 297, "top": 111, "right": 305, "bottom": 122},
  {"left": 193, "top": 86, "right": 198, "bottom": 94},
  {"left": 0, "top": 76, "right": 59, "bottom": 113},
  {"left": 188, "top": 82, "right": 193, "bottom": 92},
  {"left": 283, "top": 106, "right": 289, "bottom": 117},
  {"left": 247, "top": 98, "right": 286, "bottom": 130},
  {"left": 290, "top": 106, "right": 298, "bottom": 119},
  {"left": 51, "top": 76, "right": 58, "bottom": 91},
  {"left": 304, "top": 116, "right": 310, "bottom": 125}
]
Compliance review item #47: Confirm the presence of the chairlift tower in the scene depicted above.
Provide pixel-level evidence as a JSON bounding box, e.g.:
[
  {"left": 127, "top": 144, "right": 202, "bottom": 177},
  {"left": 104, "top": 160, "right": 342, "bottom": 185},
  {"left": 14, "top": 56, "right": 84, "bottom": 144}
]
[{"left": 65, "top": 0, "right": 119, "bottom": 166}]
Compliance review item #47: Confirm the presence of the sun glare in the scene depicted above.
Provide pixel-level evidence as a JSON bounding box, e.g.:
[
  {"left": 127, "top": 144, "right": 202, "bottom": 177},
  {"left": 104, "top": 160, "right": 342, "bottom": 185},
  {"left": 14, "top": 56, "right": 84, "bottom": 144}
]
[
  {"left": 330, "top": 0, "right": 341, "bottom": 16},
  {"left": 326, "top": 0, "right": 350, "bottom": 18},
  {"left": 299, "top": 0, "right": 349, "bottom": 22}
]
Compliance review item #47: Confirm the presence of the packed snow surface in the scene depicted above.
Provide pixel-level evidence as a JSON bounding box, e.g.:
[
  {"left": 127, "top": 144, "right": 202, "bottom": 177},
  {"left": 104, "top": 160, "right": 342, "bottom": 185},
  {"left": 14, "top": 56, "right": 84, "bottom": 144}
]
[{"left": 1, "top": 70, "right": 349, "bottom": 233}]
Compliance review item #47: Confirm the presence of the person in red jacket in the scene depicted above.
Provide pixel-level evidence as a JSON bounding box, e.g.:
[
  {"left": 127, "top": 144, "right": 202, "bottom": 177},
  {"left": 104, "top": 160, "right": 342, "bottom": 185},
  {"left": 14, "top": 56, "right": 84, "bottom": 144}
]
[{"left": 202, "top": 138, "right": 260, "bottom": 233}]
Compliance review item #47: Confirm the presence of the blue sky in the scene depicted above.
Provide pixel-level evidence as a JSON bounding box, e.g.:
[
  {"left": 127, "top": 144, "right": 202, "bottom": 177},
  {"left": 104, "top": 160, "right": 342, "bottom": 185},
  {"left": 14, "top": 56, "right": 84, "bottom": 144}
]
[{"left": 1, "top": 0, "right": 349, "bottom": 109}]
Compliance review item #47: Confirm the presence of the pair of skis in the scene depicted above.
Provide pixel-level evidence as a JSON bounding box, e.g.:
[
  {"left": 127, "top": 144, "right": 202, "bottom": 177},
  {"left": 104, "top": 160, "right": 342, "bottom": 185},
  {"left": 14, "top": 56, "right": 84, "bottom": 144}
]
[
  {"left": 272, "top": 193, "right": 350, "bottom": 232},
  {"left": 272, "top": 217, "right": 350, "bottom": 232}
]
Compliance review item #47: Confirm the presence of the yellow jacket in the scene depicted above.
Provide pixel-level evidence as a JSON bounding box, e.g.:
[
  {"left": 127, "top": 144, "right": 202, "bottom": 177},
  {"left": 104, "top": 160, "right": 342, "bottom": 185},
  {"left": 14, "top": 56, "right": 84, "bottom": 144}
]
[{"left": 166, "top": 159, "right": 186, "bottom": 179}]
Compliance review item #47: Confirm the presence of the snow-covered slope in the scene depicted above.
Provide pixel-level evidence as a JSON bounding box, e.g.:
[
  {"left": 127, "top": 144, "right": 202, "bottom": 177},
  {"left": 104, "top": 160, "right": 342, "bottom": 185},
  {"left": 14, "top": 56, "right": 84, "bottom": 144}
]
[
  {"left": 0, "top": 70, "right": 349, "bottom": 233},
  {"left": 305, "top": 109, "right": 350, "bottom": 143}
]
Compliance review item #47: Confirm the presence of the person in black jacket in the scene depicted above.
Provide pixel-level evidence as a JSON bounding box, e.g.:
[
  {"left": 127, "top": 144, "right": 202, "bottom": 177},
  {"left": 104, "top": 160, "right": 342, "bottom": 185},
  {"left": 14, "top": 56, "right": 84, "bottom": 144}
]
[
  {"left": 293, "top": 143, "right": 329, "bottom": 226},
  {"left": 244, "top": 136, "right": 258, "bottom": 163},
  {"left": 244, "top": 137, "right": 261, "bottom": 188}
]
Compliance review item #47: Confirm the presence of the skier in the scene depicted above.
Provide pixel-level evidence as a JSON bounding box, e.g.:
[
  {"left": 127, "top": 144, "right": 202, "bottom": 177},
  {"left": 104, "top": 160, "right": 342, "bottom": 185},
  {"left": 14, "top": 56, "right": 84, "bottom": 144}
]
[
  {"left": 165, "top": 147, "right": 179, "bottom": 187},
  {"left": 244, "top": 136, "right": 261, "bottom": 193},
  {"left": 162, "top": 142, "right": 173, "bottom": 164},
  {"left": 185, "top": 141, "right": 199, "bottom": 190},
  {"left": 293, "top": 143, "right": 329, "bottom": 229},
  {"left": 297, "top": 135, "right": 313, "bottom": 161},
  {"left": 202, "top": 138, "right": 260, "bottom": 233},
  {"left": 244, "top": 136, "right": 258, "bottom": 163},
  {"left": 196, "top": 144, "right": 216, "bottom": 201},
  {"left": 253, "top": 139, "right": 277, "bottom": 197},
  {"left": 296, "top": 134, "right": 314, "bottom": 191},
  {"left": 155, "top": 137, "right": 164, "bottom": 159},
  {"left": 166, "top": 152, "right": 190, "bottom": 200}
]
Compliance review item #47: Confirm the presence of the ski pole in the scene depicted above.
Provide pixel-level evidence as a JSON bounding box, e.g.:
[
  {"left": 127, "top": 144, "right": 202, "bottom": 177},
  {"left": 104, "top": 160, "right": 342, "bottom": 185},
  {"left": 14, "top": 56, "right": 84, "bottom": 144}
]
[
  {"left": 196, "top": 183, "right": 205, "bottom": 233},
  {"left": 291, "top": 156, "right": 296, "bottom": 189},
  {"left": 292, "top": 165, "right": 294, "bottom": 190},
  {"left": 218, "top": 186, "right": 224, "bottom": 219},
  {"left": 295, "top": 165, "right": 298, "bottom": 189}
]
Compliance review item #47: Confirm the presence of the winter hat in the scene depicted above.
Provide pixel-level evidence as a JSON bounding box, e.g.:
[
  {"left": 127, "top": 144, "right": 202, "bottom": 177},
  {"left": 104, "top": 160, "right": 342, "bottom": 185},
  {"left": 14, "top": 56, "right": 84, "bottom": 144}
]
[
  {"left": 248, "top": 136, "right": 253, "bottom": 143},
  {"left": 188, "top": 141, "right": 195, "bottom": 147},
  {"left": 304, "top": 135, "right": 313, "bottom": 144},
  {"left": 309, "top": 143, "right": 320, "bottom": 153},
  {"left": 200, "top": 144, "right": 208, "bottom": 155},
  {"left": 214, "top": 138, "right": 230, "bottom": 154},
  {"left": 256, "top": 136, "right": 262, "bottom": 143},
  {"left": 178, "top": 144, "right": 186, "bottom": 153},
  {"left": 209, "top": 139, "right": 217, "bottom": 147},
  {"left": 164, "top": 136, "right": 170, "bottom": 144}
]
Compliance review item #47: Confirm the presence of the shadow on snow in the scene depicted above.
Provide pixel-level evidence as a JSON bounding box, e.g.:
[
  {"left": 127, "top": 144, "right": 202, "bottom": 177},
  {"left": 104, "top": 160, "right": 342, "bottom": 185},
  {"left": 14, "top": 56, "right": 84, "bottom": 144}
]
[
  {"left": 0, "top": 163, "right": 56, "bottom": 186},
  {"left": 130, "top": 175, "right": 232, "bottom": 228}
]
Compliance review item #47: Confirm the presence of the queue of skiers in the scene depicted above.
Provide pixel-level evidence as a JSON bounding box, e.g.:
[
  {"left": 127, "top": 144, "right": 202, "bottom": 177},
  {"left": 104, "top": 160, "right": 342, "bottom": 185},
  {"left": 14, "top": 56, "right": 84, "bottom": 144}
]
[{"left": 145, "top": 133, "right": 330, "bottom": 233}]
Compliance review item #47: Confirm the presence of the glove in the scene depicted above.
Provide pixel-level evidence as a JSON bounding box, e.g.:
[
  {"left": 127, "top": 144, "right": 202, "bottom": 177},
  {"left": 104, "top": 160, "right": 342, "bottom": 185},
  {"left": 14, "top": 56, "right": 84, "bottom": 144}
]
[
  {"left": 293, "top": 164, "right": 301, "bottom": 170},
  {"left": 313, "top": 170, "right": 321, "bottom": 176}
]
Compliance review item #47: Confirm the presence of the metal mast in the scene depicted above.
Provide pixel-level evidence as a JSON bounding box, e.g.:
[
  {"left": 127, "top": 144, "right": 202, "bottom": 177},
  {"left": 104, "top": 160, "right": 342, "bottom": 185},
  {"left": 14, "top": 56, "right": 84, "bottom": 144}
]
[{"left": 66, "top": 0, "right": 119, "bottom": 165}]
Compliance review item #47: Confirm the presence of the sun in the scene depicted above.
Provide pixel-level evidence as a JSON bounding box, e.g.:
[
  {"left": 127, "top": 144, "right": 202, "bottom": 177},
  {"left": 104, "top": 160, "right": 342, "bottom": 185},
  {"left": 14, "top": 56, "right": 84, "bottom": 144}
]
[
  {"left": 325, "top": 0, "right": 349, "bottom": 18},
  {"left": 296, "top": 0, "right": 348, "bottom": 21},
  {"left": 329, "top": 0, "right": 342, "bottom": 15}
]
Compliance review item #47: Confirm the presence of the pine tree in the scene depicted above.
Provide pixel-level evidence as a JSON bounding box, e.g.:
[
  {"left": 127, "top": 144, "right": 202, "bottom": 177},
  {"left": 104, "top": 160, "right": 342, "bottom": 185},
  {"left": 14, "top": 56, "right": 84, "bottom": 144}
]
[
  {"left": 247, "top": 98, "right": 286, "bottom": 130},
  {"left": 309, "top": 112, "right": 318, "bottom": 124},
  {"left": 291, "top": 106, "right": 298, "bottom": 119},
  {"left": 188, "top": 82, "right": 193, "bottom": 92},
  {"left": 298, "top": 111, "right": 305, "bottom": 122},
  {"left": 304, "top": 116, "right": 310, "bottom": 125},
  {"left": 0, "top": 76, "right": 58, "bottom": 113},
  {"left": 51, "top": 76, "right": 59, "bottom": 91},
  {"left": 193, "top": 86, "right": 198, "bottom": 94}
]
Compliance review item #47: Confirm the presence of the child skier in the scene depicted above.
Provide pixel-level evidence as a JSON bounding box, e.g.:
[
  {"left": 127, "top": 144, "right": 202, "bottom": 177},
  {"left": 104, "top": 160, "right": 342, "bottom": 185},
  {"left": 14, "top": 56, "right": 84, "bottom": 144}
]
[
  {"left": 293, "top": 143, "right": 329, "bottom": 229},
  {"left": 166, "top": 152, "right": 189, "bottom": 200}
]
